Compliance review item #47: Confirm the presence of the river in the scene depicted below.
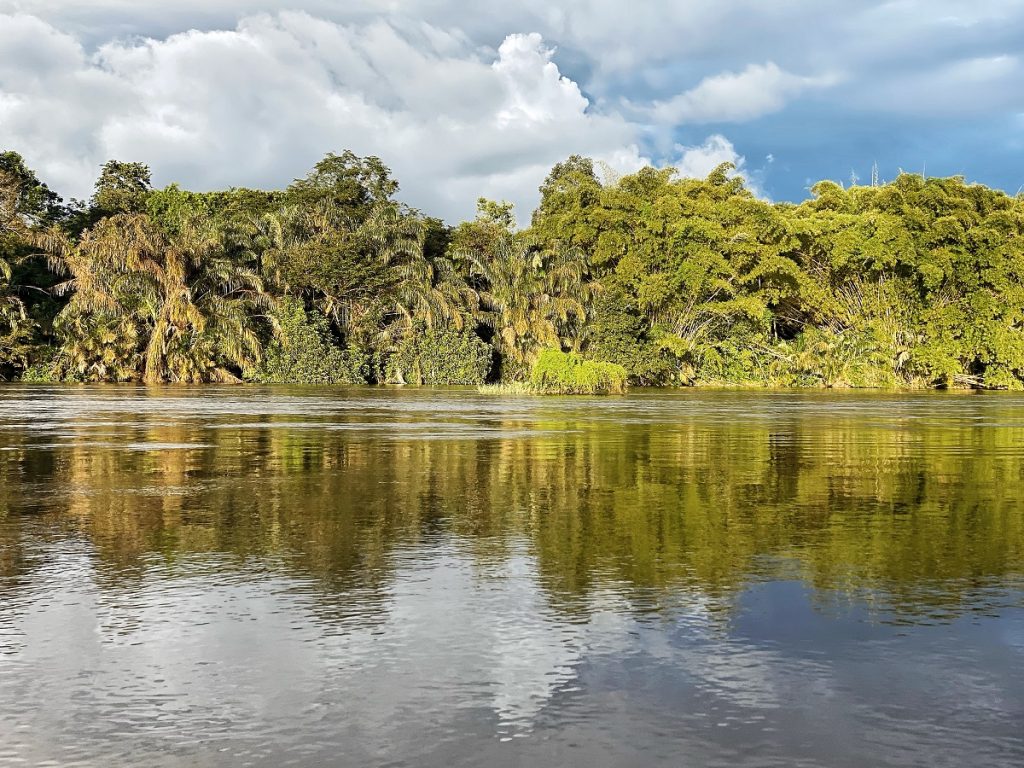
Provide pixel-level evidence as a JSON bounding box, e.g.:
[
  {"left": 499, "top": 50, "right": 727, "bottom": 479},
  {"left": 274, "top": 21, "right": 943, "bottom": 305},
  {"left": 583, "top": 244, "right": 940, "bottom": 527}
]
[{"left": 0, "top": 386, "right": 1022, "bottom": 767}]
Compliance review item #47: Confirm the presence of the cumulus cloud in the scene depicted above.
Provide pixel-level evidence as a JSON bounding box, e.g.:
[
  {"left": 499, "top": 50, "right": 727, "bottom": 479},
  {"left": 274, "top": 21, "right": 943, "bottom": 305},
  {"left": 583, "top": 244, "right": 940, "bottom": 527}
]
[
  {"left": 649, "top": 62, "right": 839, "bottom": 124},
  {"left": 0, "top": 12, "right": 651, "bottom": 221},
  {"left": 3, "top": 1, "right": 1024, "bottom": 213},
  {"left": 493, "top": 33, "right": 588, "bottom": 127},
  {"left": 673, "top": 135, "right": 743, "bottom": 178},
  {"left": 672, "top": 134, "right": 765, "bottom": 197}
]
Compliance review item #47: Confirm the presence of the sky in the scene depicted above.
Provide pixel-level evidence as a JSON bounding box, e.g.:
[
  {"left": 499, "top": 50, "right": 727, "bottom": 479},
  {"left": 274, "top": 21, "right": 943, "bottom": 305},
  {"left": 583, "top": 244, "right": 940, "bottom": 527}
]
[{"left": 1, "top": 0, "right": 1023, "bottom": 223}]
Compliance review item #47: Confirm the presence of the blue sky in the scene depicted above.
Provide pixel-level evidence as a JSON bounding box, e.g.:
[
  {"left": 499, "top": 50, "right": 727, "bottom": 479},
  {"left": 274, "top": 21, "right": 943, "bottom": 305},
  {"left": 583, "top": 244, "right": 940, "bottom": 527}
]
[{"left": 1, "top": 1, "right": 1022, "bottom": 221}]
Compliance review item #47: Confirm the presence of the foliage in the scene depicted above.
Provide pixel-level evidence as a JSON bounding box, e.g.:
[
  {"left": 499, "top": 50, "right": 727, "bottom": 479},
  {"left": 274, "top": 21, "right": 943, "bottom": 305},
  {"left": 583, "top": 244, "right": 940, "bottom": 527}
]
[
  {"left": 0, "top": 151, "right": 66, "bottom": 224},
  {"left": 584, "top": 288, "right": 675, "bottom": 385},
  {"left": 91, "top": 160, "right": 153, "bottom": 217},
  {"left": 3, "top": 146, "right": 1024, "bottom": 390},
  {"left": 48, "top": 314, "right": 142, "bottom": 382},
  {"left": 385, "top": 323, "right": 491, "bottom": 385},
  {"left": 245, "top": 297, "right": 367, "bottom": 384},
  {"left": 0, "top": 167, "right": 33, "bottom": 376},
  {"left": 531, "top": 155, "right": 603, "bottom": 252},
  {"left": 449, "top": 198, "right": 516, "bottom": 258},
  {"left": 41, "top": 210, "right": 273, "bottom": 383},
  {"left": 530, "top": 348, "right": 628, "bottom": 394},
  {"left": 460, "top": 228, "right": 594, "bottom": 380},
  {"left": 284, "top": 151, "right": 398, "bottom": 214},
  {"left": 18, "top": 352, "right": 61, "bottom": 383},
  {"left": 477, "top": 381, "right": 537, "bottom": 395}
]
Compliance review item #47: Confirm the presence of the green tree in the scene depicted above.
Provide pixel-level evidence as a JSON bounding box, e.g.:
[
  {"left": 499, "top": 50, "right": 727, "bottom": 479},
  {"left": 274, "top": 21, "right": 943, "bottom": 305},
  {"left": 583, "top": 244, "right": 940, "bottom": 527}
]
[
  {"left": 788, "top": 174, "right": 1024, "bottom": 388},
  {"left": 91, "top": 160, "right": 153, "bottom": 217},
  {"left": 0, "top": 167, "right": 38, "bottom": 374},
  {"left": 251, "top": 200, "right": 424, "bottom": 340},
  {"left": 464, "top": 235, "right": 593, "bottom": 380},
  {"left": 42, "top": 211, "right": 273, "bottom": 383},
  {"left": 531, "top": 155, "right": 603, "bottom": 252},
  {"left": 284, "top": 151, "right": 398, "bottom": 216},
  {"left": 0, "top": 151, "right": 66, "bottom": 224},
  {"left": 584, "top": 163, "right": 802, "bottom": 383}
]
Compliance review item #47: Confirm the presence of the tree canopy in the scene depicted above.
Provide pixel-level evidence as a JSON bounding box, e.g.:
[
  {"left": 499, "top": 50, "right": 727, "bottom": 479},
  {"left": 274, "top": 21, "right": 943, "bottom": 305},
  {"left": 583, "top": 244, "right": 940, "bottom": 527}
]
[{"left": 4, "top": 147, "right": 1024, "bottom": 389}]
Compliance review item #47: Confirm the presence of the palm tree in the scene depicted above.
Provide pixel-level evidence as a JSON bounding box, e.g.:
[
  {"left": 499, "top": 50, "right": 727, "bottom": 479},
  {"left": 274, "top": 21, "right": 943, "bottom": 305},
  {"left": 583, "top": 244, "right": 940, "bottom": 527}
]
[
  {"left": 368, "top": 204, "right": 475, "bottom": 341},
  {"left": 253, "top": 201, "right": 477, "bottom": 382},
  {"left": 42, "top": 212, "right": 274, "bottom": 383},
  {"left": 0, "top": 172, "right": 30, "bottom": 372},
  {"left": 49, "top": 312, "right": 141, "bottom": 382},
  {"left": 462, "top": 236, "right": 593, "bottom": 379},
  {"left": 0, "top": 255, "right": 29, "bottom": 373},
  {"left": 252, "top": 200, "right": 430, "bottom": 335}
]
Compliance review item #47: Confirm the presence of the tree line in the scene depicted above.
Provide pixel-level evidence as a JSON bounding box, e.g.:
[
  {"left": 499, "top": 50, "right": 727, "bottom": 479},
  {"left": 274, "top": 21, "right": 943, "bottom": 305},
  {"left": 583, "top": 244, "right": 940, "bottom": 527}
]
[{"left": 2, "top": 149, "right": 1023, "bottom": 388}]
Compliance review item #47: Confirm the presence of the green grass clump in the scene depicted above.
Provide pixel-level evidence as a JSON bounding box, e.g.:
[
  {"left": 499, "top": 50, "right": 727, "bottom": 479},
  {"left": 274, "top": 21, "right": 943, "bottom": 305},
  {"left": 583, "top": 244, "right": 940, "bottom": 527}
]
[
  {"left": 477, "top": 381, "right": 538, "bottom": 395},
  {"left": 476, "top": 351, "right": 628, "bottom": 395},
  {"left": 529, "top": 349, "right": 628, "bottom": 394}
]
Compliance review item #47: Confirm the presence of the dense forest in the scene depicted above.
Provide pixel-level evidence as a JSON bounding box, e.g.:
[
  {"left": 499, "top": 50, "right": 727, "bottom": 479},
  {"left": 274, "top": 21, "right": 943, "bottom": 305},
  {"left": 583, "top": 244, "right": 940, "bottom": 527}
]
[{"left": 2, "top": 149, "right": 1023, "bottom": 389}]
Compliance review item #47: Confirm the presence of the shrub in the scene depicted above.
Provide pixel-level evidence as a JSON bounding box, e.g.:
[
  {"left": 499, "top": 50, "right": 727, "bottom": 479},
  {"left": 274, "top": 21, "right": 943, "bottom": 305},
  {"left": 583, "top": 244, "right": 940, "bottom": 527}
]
[
  {"left": 784, "top": 326, "right": 900, "bottom": 389},
  {"left": 585, "top": 290, "right": 675, "bottom": 385},
  {"left": 386, "top": 324, "right": 492, "bottom": 385},
  {"left": 245, "top": 298, "right": 368, "bottom": 384},
  {"left": 529, "top": 348, "right": 628, "bottom": 394}
]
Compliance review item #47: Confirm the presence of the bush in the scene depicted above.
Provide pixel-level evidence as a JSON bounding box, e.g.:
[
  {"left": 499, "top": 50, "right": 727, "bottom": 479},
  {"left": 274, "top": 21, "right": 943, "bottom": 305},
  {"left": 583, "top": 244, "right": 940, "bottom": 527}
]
[
  {"left": 245, "top": 298, "right": 368, "bottom": 384},
  {"left": 585, "top": 290, "right": 675, "bottom": 385},
  {"left": 783, "top": 326, "right": 900, "bottom": 389},
  {"left": 529, "top": 348, "right": 628, "bottom": 394},
  {"left": 386, "top": 324, "right": 492, "bottom": 385},
  {"left": 10, "top": 342, "right": 60, "bottom": 382}
]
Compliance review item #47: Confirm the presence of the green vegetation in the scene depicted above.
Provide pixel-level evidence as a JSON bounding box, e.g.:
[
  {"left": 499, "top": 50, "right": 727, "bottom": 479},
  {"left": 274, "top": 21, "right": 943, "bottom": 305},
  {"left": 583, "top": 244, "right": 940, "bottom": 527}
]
[
  {"left": 245, "top": 297, "right": 367, "bottom": 385},
  {"left": 386, "top": 324, "right": 492, "bottom": 385},
  {"left": 3, "top": 147, "right": 1024, "bottom": 390},
  {"left": 530, "top": 349, "right": 627, "bottom": 394},
  {"left": 478, "top": 349, "right": 627, "bottom": 395},
  {"left": 477, "top": 381, "right": 538, "bottom": 395}
]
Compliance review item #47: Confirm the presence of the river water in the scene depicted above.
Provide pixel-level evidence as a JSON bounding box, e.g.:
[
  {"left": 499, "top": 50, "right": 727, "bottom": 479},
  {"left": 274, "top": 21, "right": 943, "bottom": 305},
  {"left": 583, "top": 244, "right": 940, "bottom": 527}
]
[{"left": 0, "top": 386, "right": 1022, "bottom": 767}]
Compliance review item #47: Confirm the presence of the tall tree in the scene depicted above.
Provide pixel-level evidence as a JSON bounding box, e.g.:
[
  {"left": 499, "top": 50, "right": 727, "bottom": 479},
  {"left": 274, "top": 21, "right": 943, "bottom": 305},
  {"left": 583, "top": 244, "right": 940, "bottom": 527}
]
[
  {"left": 91, "top": 160, "right": 153, "bottom": 217},
  {"left": 285, "top": 151, "right": 398, "bottom": 218},
  {"left": 42, "top": 211, "right": 273, "bottom": 383},
  {"left": 0, "top": 151, "right": 66, "bottom": 224},
  {"left": 463, "top": 236, "right": 592, "bottom": 379},
  {"left": 0, "top": 171, "right": 30, "bottom": 372},
  {"left": 530, "top": 154, "right": 603, "bottom": 252}
]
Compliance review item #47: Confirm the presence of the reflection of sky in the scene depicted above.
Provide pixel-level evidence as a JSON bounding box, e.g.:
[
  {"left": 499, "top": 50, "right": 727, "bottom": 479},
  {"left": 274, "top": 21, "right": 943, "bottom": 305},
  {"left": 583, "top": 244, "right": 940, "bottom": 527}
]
[
  {"left": 306, "top": 543, "right": 589, "bottom": 736},
  {"left": 1, "top": 538, "right": 1023, "bottom": 767},
  {"left": 0, "top": 541, "right": 590, "bottom": 763}
]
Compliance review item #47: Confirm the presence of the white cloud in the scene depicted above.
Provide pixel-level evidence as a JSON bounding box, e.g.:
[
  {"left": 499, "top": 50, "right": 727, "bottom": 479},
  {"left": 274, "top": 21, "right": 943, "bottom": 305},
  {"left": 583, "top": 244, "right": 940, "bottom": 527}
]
[
  {"left": 649, "top": 62, "right": 839, "bottom": 124},
  {"left": 4, "top": 2, "right": 1022, "bottom": 217},
  {"left": 0, "top": 9, "right": 799, "bottom": 221},
  {"left": 493, "top": 33, "right": 588, "bottom": 127},
  {"left": 673, "top": 135, "right": 743, "bottom": 178},
  {"left": 0, "top": 12, "right": 651, "bottom": 222},
  {"left": 672, "top": 134, "right": 765, "bottom": 197}
]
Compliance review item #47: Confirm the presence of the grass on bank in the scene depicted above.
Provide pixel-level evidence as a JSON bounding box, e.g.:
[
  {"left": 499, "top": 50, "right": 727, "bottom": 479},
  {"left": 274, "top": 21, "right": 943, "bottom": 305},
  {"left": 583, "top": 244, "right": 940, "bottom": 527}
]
[{"left": 479, "top": 349, "right": 628, "bottom": 395}]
